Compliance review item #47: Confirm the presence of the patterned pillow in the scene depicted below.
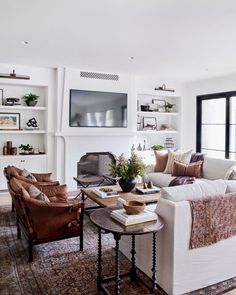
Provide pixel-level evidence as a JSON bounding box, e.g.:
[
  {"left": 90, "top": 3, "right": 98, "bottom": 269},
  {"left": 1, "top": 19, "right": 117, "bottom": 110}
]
[
  {"left": 28, "top": 185, "right": 50, "bottom": 202},
  {"left": 224, "top": 164, "right": 236, "bottom": 180},
  {"left": 164, "top": 149, "right": 192, "bottom": 174},
  {"left": 172, "top": 160, "right": 203, "bottom": 178},
  {"left": 21, "top": 169, "right": 37, "bottom": 182}
]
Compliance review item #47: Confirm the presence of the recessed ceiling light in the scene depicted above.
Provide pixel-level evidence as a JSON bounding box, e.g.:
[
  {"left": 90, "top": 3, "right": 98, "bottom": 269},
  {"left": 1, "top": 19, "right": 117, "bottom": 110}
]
[
  {"left": 205, "top": 68, "right": 209, "bottom": 71},
  {"left": 130, "top": 56, "right": 134, "bottom": 60},
  {"left": 22, "top": 41, "right": 29, "bottom": 45}
]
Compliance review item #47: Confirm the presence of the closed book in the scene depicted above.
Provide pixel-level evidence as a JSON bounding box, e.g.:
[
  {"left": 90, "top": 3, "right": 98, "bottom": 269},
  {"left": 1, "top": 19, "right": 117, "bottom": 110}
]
[
  {"left": 111, "top": 209, "right": 157, "bottom": 226},
  {"left": 136, "top": 186, "right": 160, "bottom": 194},
  {"left": 93, "top": 187, "right": 119, "bottom": 198}
]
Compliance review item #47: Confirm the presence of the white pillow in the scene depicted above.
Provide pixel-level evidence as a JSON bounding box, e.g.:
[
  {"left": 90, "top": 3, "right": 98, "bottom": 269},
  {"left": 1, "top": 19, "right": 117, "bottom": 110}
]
[
  {"left": 21, "top": 168, "right": 37, "bottom": 182},
  {"left": 224, "top": 180, "right": 236, "bottom": 193},
  {"left": 224, "top": 164, "right": 236, "bottom": 180},
  {"left": 161, "top": 179, "right": 227, "bottom": 202},
  {"left": 164, "top": 149, "right": 192, "bottom": 174},
  {"left": 28, "top": 185, "right": 50, "bottom": 202}
]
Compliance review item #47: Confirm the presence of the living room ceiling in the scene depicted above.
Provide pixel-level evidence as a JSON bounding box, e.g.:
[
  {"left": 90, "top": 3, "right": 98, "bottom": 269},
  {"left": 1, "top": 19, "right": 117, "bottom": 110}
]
[{"left": 1, "top": 0, "right": 236, "bottom": 82}]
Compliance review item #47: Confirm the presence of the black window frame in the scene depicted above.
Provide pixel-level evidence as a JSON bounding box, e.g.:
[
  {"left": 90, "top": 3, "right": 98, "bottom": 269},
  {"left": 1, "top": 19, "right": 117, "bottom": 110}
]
[{"left": 196, "top": 91, "right": 236, "bottom": 159}]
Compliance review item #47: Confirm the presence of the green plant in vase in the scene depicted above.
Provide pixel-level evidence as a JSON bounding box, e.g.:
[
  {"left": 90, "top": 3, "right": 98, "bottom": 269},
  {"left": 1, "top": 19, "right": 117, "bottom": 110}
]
[
  {"left": 164, "top": 102, "right": 175, "bottom": 112},
  {"left": 19, "top": 144, "right": 33, "bottom": 154},
  {"left": 22, "top": 93, "right": 39, "bottom": 107},
  {"left": 110, "top": 152, "right": 146, "bottom": 192}
]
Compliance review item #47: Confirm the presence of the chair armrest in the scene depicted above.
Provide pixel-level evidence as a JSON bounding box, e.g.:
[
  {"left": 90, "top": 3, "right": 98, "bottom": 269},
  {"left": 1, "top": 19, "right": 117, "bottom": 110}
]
[{"left": 31, "top": 172, "right": 52, "bottom": 182}]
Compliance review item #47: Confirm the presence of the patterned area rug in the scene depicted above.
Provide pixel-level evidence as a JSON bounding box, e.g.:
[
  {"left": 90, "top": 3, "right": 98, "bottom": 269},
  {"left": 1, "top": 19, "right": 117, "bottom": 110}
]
[{"left": 0, "top": 205, "right": 236, "bottom": 295}]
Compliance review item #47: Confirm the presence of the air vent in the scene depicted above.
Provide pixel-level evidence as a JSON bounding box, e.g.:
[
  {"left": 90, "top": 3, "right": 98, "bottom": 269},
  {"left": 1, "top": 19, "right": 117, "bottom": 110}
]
[{"left": 80, "top": 71, "right": 119, "bottom": 81}]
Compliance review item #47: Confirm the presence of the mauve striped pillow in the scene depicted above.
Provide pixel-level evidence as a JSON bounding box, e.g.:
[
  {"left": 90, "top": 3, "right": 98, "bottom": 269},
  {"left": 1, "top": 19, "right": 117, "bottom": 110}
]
[{"left": 172, "top": 160, "right": 203, "bottom": 178}]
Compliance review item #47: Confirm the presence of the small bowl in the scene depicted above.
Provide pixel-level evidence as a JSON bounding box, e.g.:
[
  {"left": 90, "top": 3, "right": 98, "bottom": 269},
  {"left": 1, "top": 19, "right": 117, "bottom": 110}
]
[{"left": 123, "top": 200, "right": 145, "bottom": 215}]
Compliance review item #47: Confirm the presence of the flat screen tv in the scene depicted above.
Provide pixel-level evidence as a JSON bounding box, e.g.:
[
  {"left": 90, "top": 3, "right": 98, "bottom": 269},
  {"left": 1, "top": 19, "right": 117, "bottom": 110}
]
[{"left": 69, "top": 89, "right": 127, "bottom": 127}]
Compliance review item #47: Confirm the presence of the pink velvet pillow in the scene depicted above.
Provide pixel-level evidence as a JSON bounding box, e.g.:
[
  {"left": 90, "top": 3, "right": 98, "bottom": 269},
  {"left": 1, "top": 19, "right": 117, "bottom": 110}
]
[{"left": 154, "top": 151, "right": 168, "bottom": 172}]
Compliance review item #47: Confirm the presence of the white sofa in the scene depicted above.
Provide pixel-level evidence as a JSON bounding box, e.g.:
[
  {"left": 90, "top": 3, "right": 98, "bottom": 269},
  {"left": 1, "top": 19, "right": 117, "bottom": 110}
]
[{"left": 120, "top": 156, "right": 236, "bottom": 294}]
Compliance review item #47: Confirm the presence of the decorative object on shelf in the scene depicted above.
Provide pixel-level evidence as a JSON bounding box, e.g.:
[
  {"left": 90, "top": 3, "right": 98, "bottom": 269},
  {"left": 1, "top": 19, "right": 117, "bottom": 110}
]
[
  {"left": 26, "top": 117, "right": 39, "bottom": 129},
  {"left": 2, "top": 145, "right": 7, "bottom": 155},
  {"left": 143, "top": 139, "right": 146, "bottom": 150},
  {"left": 137, "top": 143, "right": 142, "bottom": 151},
  {"left": 19, "top": 144, "right": 33, "bottom": 154},
  {"left": 140, "top": 105, "right": 150, "bottom": 112},
  {"left": 150, "top": 144, "right": 165, "bottom": 150},
  {"left": 4, "top": 97, "right": 21, "bottom": 106},
  {"left": 22, "top": 93, "right": 39, "bottom": 107},
  {"left": 164, "top": 137, "right": 175, "bottom": 149},
  {"left": 154, "top": 83, "right": 175, "bottom": 92},
  {"left": 137, "top": 115, "right": 142, "bottom": 131},
  {"left": 0, "top": 69, "right": 30, "bottom": 80},
  {"left": 109, "top": 152, "right": 146, "bottom": 192},
  {"left": 152, "top": 99, "right": 166, "bottom": 112},
  {"left": 0, "top": 112, "right": 20, "bottom": 130},
  {"left": 164, "top": 102, "right": 175, "bottom": 112},
  {"left": 148, "top": 103, "right": 155, "bottom": 111},
  {"left": 143, "top": 117, "right": 157, "bottom": 130},
  {"left": 6, "top": 141, "right": 12, "bottom": 155}
]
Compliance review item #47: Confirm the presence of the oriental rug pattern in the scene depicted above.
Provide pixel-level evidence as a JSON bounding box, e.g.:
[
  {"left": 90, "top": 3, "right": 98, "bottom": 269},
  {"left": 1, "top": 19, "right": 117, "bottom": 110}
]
[{"left": 0, "top": 205, "right": 235, "bottom": 295}]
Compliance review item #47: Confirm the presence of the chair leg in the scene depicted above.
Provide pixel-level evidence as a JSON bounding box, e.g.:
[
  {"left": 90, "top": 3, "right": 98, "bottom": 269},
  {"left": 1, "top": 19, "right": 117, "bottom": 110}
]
[
  {"left": 28, "top": 239, "right": 33, "bottom": 262},
  {"left": 80, "top": 233, "right": 83, "bottom": 251},
  {"left": 12, "top": 200, "right": 14, "bottom": 212},
  {"left": 16, "top": 217, "right": 21, "bottom": 239}
]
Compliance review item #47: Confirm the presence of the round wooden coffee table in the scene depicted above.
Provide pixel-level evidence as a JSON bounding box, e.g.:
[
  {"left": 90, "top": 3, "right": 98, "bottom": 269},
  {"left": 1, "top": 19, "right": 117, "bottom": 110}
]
[{"left": 90, "top": 207, "right": 164, "bottom": 295}]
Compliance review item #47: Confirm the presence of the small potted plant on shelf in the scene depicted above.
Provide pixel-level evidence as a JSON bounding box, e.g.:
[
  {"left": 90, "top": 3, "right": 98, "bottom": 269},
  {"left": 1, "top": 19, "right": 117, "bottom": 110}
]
[
  {"left": 110, "top": 152, "right": 146, "bottom": 192},
  {"left": 164, "top": 102, "right": 175, "bottom": 112},
  {"left": 22, "top": 93, "right": 39, "bottom": 107},
  {"left": 19, "top": 144, "right": 33, "bottom": 154}
]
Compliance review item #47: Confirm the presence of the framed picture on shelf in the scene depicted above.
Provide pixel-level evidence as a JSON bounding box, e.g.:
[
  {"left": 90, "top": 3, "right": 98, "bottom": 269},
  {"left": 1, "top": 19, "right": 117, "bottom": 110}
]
[
  {"left": 143, "top": 117, "right": 157, "bottom": 130},
  {"left": 152, "top": 99, "right": 166, "bottom": 112},
  {"left": 0, "top": 112, "right": 21, "bottom": 130}
]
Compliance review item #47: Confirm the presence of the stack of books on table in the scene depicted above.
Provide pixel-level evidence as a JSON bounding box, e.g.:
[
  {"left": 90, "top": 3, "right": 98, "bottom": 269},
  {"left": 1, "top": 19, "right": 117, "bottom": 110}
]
[
  {"left": 111, "top": 209, "right": 157, "bottom": 226},
  {"left": 136, "top": 186, "right": 160, "bottom": 194},
  {"left": 93, "top": 187, "right": 119, "bottom": 198}
]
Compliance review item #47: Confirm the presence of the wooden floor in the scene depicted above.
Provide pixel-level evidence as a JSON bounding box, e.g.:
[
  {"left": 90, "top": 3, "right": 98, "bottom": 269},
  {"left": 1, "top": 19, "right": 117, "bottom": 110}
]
[{"left": 0, "top": 192, "right": 235, "bottom": 294}]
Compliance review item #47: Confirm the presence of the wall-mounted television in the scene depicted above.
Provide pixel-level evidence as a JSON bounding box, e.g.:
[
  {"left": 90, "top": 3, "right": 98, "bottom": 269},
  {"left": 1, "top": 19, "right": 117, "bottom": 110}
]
[{"left": 69, "top": 89, "right": 127, "bottom": 127}]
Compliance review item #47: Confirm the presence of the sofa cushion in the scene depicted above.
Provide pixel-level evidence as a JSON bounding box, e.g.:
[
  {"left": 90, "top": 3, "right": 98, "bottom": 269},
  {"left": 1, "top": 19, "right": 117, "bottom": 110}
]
[
  {"left": 164, "top": 149, "right": 192, "bottom": 174},
  {"left": 148, "top": 172, "right": 176, "bottom": 187},
  {"left": 21, "top": 169, "right": 37, "bottom": 182},
  {"left": 224, "top": 180, "right": 236, "bottom": 193},
  {"left": 202, "top": 157, "right": 236, "bottom": 180},
  {"left": 28, "top": 185, "right": 50, "bottom": 202},
  {"left": 172, "top": 160, "right": 203, "bottom": 178},
  {"left": 161, "top": 179, "right": 227, "bottom": 202},
  {"left": 224, "top": 164, "right": 236, "bottom": 180},
  {"left": 154, "top": 150, "right": 168, "bottom": 172}
]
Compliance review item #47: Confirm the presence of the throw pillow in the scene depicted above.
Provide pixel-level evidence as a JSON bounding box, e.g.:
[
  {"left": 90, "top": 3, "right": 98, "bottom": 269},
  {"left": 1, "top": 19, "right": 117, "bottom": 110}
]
[
  {"left": 172, "top": 160, "right": 203, "bottom": 178},
  {"left": 224, "top": 164, "right": 236, "bottom": 180},
  {"left": 224, "top": 180, "right": 236, "bottom": 193},
  {"left": 164, "top": 149, "right": 192, "bottom": 174},
  {"left": 28, "top": 185, "right": 50, "bottom": 202},
  {"left": 161, "top": 179, "right": 227, "bottom": 202},
  {"left": 154, "top": 151, "right": 168, "bottom": 172},
  {"left": 39, "top": 184, "right": 68, "bottom": 203},
  {"left": 21, "top": 169, "right": 37, "bottom": 182}
]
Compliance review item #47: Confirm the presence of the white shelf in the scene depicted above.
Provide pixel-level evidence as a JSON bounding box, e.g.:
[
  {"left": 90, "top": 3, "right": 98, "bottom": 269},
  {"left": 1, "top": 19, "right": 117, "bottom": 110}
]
[
  {"left": 136, "top": 130, "right": 179, "bottom": 135},
  {"left": 138, "top": 91, "right": 181, "bottom": 98},
  {"left": 0, "top": 105, "right": 46, "bottom": 111},
  {"left": 137, "top": 111, "right": 179, "bottom": 116},
  {"left": 0, "top": 154, "right": 47, "bottom": 159},
  {"left": 0, "top": 130, "right": 46, "bottom": 134},
  {"left": 55, "top": 132, "right": 134, "bottom": 137}
]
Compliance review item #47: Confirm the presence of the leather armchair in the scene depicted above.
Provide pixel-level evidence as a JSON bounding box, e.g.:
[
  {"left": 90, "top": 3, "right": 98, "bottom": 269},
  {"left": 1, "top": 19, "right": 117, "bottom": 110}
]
[
  {"left": 8, "top": 177, "right": 84, "bottom": 262},
  {"left": 4, "top": 165, "right": 59, "bottom": 211}
]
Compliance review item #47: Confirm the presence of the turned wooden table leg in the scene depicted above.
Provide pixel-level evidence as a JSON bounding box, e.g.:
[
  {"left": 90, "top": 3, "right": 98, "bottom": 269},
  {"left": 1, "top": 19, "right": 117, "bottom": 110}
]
[
  {"left": 151, "top": 232, "right": 157, "bottom": 293},
  {"left": 130, "top": 234, "right": 137, "bottom": 281},
  {"left": 97, "top": 228, "right": 102, "bottom": 290},
  {"left": 114, "top": 233, "right": 121, "bottom": 295}
]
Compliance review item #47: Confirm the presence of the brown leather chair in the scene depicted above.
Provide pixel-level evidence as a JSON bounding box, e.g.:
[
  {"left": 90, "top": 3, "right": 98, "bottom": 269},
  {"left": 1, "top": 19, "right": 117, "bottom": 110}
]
[
  {"left": 8, "top": 177, "right": 84, "bottom": 262},
  {"left": 4, "top": 165, "right": 59, "bottom": 211}
]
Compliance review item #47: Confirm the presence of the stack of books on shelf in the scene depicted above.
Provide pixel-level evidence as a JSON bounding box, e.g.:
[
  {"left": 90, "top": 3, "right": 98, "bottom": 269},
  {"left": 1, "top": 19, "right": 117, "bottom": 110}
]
[
  {"left": 93, "top": 187, "right": 119, "bottom": 198},
  {"left": 111, "top": 209, "right": 157, "bottom": 226}
]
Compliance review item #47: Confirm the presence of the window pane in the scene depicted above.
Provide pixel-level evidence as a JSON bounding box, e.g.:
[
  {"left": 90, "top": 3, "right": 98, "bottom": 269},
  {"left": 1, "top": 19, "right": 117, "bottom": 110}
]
[
  {"left": 229, "top": 125, "right": 236, "bottom": 152},
  {"left": 202, "top": 125, "right": 225, "bottom": 150},
  {"left": 202, "top": 149, "right": 225, "bottom": 159},
  {"left": 202, "top": 98, "right": 225, "bottom": 124},
  {"left": 230, "top": 96, "right": 236, "bottom": 124}
]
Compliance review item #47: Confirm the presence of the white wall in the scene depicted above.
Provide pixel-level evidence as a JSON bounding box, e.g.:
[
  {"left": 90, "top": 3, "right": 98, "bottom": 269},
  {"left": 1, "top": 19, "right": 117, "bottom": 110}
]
[{"left": 182, "top": 74, "right": 236, "bottom": 151}]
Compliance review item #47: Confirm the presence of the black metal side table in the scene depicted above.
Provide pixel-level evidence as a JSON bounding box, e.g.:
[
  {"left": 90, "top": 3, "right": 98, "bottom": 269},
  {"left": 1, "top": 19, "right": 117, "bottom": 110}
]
[{"left": 90, "top": 207, "right": 164, "bottom": 295}]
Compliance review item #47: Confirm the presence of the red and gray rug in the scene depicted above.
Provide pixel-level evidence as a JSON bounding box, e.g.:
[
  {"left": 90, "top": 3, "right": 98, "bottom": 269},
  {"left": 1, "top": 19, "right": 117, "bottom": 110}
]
[{"left": 0, "top": 205, "right": 235, "bottom": 295}]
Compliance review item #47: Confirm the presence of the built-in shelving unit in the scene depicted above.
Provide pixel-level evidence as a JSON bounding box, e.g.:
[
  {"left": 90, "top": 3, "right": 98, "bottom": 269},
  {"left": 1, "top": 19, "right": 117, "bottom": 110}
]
[
  {"left": 135, "top": 90, "right": 182, "bottom": 149},
  {"left": 0, "top": 81, "right": 48, "bottom": 190}
]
